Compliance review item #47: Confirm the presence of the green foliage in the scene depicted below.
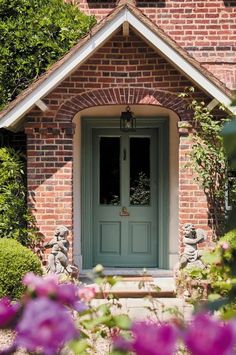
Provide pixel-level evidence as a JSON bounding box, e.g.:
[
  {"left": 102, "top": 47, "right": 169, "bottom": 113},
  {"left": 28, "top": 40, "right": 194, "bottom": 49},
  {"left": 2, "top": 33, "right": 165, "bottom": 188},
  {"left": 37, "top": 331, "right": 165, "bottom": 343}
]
[
  {"left": 0, "top": 0, "right": 96, "bottom": 109},
  {"left": 0, "top": 147, "right": 35, "bottom": 245},
  {"left": 176, "top": 231, "right": 236, "bottom": 306},
  {"left": 221, "top": 119, "right": 236, "bottom": 170},
  {"left": 221, "top": 121, "right": 236, "bottom": 231},
  {"left": 221, "top": 229, "right": 236, "bottom": 250},
  {"left": 0, "top": 238, "right": 42, "bottom": 299},
  {"left": 179, "top": 87, "right": 234, "bottom": 236}
]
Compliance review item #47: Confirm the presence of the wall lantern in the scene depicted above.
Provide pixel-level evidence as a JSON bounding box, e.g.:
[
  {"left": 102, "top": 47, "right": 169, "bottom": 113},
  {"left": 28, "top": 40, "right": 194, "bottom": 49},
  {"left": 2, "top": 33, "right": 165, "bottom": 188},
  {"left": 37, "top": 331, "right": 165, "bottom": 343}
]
[{"left": 120, "top": 106, "right": 136, "bottom": 131}]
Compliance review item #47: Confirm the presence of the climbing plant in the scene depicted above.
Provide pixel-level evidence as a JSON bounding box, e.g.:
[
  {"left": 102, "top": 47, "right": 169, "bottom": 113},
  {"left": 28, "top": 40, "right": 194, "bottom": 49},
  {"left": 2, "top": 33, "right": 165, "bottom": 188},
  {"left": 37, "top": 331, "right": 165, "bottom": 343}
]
[{"left": 179, "top": 88, "right": 235, "bottom": 237}]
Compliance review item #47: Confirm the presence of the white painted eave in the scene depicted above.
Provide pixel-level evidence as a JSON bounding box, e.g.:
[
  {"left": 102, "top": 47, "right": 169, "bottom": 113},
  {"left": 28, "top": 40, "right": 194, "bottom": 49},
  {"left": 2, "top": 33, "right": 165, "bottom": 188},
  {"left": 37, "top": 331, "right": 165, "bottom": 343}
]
[{"left": 1, "top": 7, "right": 235, "bottom": 130}]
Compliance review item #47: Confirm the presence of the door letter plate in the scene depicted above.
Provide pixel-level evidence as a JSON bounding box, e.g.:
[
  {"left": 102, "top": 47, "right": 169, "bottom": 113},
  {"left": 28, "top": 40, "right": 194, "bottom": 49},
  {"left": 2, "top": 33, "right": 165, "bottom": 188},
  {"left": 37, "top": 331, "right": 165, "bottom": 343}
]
[{"left": 119, "top": 207, "right": 130, "bottom": 216}]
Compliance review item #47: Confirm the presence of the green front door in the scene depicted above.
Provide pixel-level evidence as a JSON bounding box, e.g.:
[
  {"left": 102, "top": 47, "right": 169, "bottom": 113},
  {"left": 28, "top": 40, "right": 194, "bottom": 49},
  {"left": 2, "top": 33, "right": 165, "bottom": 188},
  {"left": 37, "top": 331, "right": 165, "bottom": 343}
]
[{"left": 93, "top": 129, "right": 158, "bottom": 267}]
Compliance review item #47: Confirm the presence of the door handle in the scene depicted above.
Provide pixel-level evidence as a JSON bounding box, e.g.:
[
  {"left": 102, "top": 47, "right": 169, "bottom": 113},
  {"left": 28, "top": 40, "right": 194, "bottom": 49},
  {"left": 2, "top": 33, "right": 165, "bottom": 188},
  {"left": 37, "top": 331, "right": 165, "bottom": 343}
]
[
  {"left": 123, "top": 149, "right": 126, "bottom": 161},
  {"left": 119, "top": 206, "right": 130, "bottom": 216}
]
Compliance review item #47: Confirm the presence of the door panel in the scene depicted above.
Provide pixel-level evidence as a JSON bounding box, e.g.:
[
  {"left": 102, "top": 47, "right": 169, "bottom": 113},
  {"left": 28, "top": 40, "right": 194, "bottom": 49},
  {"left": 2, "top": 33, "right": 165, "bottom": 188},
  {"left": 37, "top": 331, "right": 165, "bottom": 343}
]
[
  {"left": 93, "top": 129, "right": 158, "bottom": 267},
  {"left": 128, "top": 222, "right": 151, "bottom": 254},
  {"left": 99, "top": 222, "right": 121, "bottom": 254}
]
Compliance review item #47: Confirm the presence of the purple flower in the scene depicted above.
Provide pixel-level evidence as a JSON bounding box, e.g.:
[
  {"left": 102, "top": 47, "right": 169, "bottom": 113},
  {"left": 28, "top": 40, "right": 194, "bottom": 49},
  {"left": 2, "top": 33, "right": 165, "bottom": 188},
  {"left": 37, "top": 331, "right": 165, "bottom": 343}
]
[
  {"left": 23, "top": 272, "right": 59, "bottom": 297},
  {"left": 57, "top": 283, "right": 78, "bottom": 305},
  {"left": 184, "top": 313, "right": 235, "bottom": 355},
  {"left": 73, "top": 300, "right": 88, "bottom": 313},
  {"left": 113, "top": 335, "right": 132, "bottom": 352},
  {"left": 0, "top": 298, "right": 19, "bottom": 328},
  {"left": 131, "top": 321, "right": 177, "bottom": 355},
  {"left": 22, "top": 273, "right": 84, "bottom": 310},
  {"left": 15, "top": 298, "right": 78, "bottom": 355}
]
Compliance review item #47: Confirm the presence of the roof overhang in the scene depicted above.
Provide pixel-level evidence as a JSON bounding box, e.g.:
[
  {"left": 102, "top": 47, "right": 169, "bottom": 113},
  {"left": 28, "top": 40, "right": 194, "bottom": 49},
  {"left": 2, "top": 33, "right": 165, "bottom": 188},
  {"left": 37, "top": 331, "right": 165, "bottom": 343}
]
[{"left": 0, "top": 5, "right": 235, "bottom": 130}]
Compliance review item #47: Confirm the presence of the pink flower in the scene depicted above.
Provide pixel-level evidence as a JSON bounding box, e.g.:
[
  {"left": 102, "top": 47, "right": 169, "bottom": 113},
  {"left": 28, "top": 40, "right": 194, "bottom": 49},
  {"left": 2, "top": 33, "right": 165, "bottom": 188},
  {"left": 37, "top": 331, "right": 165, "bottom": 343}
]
[
  {"left": 184, "top": 313, "right": 235, "bottom": 355},
  {"left": 131, "top": 321, "right": 177, "bottom": 355},
  {"left": 15, "top": 298, "right": 78, "bottom": 355},
  {"left": 220, "top": 242, "right": 230, "bottom": 250},
  {"left": 78, "top": 286, "right": 96, "bottom": 302},
  {"left": 23, "top": 273, "right": 59, "bottom": 297},
  {"left": 0, "top": 298, "right": 20, "bottom": 328}
]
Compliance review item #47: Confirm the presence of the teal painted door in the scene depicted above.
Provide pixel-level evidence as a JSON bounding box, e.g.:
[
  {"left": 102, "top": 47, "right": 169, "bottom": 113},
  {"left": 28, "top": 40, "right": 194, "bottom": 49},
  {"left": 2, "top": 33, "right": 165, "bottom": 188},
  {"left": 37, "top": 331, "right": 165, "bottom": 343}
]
[{"left": 93, "top": 129, "right": 158, "bottom": 267}]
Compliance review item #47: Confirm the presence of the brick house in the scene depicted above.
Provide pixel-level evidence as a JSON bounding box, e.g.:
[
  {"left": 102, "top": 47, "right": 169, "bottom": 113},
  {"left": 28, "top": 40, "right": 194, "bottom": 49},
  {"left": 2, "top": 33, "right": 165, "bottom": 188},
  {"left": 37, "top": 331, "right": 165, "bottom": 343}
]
[{"left": 0, "top": 0, "right": 235, "bottom": 271}]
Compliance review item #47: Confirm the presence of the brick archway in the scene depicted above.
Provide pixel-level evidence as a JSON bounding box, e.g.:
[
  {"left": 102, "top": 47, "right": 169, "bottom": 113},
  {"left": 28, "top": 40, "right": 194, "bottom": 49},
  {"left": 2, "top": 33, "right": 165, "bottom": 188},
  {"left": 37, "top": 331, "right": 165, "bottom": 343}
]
[{"left": 56, "top": 87, "right": 191, "bottom": 122}]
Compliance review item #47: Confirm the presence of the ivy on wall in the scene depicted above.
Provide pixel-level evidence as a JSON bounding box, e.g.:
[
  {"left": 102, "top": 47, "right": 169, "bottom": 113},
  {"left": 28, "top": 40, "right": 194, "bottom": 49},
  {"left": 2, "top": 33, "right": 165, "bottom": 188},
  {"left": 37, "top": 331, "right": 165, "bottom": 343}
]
[{"left": 179, "top": 88, "right": 236, "bottom": 237}]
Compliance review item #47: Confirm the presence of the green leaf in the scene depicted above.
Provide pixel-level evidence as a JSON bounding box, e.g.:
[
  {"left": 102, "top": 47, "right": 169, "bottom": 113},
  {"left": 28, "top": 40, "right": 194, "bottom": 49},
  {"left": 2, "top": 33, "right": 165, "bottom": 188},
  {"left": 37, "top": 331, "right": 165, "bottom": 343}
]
[
  {"left": 202, "top": 252, "right": 219, "bottom": 265},
  {"left": 81, "top": 315, "right": 112, "bottom": 330},
  {"left": 113, "top": 315, "right": 131, "bottom": 330},
  {"left": 208, "top": 293, "right": 221, "bottom": 301},
  {"left": 69, "top": 339, "right": 89, "bottom": 355}
]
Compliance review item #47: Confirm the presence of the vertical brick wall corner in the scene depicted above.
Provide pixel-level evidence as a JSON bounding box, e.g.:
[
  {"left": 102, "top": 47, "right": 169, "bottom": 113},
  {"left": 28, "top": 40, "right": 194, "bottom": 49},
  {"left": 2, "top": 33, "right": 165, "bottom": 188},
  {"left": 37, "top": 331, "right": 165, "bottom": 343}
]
[
  {"left": 26, "top": 122, "right": 75, "bottom": 261},
  {"left": 178, "top": 122, "right": 212, "bottom": 252}
]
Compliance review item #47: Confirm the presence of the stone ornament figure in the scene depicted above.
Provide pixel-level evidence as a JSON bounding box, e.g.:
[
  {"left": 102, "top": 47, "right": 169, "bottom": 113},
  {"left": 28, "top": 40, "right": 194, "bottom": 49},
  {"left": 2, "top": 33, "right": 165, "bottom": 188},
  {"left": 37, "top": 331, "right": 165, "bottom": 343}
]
[
  {"left": 44, "top": 226, "right": 73, "bottom": 275},
  {"left": 179, "top": 223, "right": 207, "bottom": 269}
]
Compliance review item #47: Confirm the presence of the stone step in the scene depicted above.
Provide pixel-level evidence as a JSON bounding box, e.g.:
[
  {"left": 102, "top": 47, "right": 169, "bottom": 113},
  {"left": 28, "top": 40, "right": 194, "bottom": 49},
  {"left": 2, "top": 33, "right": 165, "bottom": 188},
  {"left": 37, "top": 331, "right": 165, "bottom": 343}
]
[
  {"left": 91, "top": 297, "right": 193, "bottom": 321},
  {"left": 80, "top": 275, "right": 176, "bottom": 299}
]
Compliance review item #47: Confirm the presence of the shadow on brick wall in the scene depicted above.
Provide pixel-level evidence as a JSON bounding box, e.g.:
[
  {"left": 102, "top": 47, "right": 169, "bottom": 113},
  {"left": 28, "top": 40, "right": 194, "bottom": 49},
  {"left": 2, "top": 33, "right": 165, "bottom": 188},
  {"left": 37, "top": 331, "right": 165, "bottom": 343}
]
[
  {"left": 224, "top": 0, "right": 236, "bottom": 6},
  {"left": 0, "top": 129, "right": 26, "bottom": 152},
  {"left": 136, "top": 1, "right": 166, "bottom": 7},
  {"left": 87, "top": 0, "right": 116, "bottom": 9},
  {"left": 86, "top": 0, "right": 166, "bottom": 8}
]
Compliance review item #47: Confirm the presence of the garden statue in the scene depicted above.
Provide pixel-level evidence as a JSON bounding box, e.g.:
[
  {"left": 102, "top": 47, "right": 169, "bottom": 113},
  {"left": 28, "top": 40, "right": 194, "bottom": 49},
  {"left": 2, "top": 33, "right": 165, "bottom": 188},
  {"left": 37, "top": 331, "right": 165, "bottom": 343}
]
[
  {"left": 174, "top": 223, "right": 208, "bottom": 299},
  {"left": 179, "top": 223, "right": 207, "bottom": 269},
  {"left": 44, "top": 226, "right": 78, "bottom": 277}
]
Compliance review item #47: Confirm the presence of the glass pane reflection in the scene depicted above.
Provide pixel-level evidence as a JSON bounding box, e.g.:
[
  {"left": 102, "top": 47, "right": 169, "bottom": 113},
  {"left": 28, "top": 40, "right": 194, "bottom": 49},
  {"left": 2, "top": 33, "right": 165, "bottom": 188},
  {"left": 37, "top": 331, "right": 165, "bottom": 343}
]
[
  {"left": 100, "top": 137, "right": 120, "bottom": 205},
  {"left": 130, "top": 137, "right": 150, "bottom": 206}
]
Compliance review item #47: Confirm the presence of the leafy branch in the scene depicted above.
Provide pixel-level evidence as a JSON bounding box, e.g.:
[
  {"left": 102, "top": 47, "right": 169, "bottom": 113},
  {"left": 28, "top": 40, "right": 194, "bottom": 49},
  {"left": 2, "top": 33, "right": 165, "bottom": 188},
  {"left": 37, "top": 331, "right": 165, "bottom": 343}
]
[{"left": 179, "top": 88, "right": 232, "bottom": 237}]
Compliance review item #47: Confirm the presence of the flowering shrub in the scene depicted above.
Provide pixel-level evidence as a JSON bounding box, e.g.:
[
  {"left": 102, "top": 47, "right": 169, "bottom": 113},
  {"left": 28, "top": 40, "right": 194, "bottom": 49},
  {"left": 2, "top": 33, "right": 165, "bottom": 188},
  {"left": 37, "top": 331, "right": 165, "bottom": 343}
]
[
  {"left": 0, "top": 272, "right": 130, "bottom": 354},
  {"left": 1, "top": 272, "right": 236, "bottom": 354},
  {"left": 113, "top": 314, "right": 236, "bottom": 355}
]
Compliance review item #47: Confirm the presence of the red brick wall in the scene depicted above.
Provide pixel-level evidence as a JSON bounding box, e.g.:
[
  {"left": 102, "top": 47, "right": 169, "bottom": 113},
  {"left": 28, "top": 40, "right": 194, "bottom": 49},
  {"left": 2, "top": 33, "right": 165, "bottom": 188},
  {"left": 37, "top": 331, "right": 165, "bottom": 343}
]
[
  {"left": 48, "top": 29, "right": 204, "bottom": 102},
  {"left": 25, "top": 121, "right": 75, "bottom": 259},
  {"left": 178, "top": 122, "right": 213, "bottom": 252},
  {"left": 77, "top": 0, "right": 236, "bottom": 89},
  {"left": 25, "top": 27, "right": 213, "bottom": 260}
]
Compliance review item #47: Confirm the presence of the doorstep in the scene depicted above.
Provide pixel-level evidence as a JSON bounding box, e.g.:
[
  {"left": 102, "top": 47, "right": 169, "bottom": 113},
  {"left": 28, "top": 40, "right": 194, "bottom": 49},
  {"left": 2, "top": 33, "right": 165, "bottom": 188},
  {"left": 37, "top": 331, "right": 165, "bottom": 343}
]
[
  {"left": 80, "top": 268, "right": 173, "bottom": 277},
  {"left": 79, "top": 269, "right": 175, "bottom": 299}
]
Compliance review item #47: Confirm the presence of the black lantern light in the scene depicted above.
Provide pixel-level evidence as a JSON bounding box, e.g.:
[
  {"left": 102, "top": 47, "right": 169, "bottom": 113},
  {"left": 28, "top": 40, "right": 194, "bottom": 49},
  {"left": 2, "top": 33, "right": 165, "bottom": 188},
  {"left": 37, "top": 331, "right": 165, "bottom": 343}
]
[{"left": 120, "top": 106, "right": 136, "bottom": 131}]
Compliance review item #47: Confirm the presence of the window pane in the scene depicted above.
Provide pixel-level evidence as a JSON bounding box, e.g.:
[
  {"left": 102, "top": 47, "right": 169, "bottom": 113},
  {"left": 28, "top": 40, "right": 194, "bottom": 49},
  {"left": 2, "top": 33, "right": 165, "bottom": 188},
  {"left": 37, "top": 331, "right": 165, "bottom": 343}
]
[
  {"left": 100, "top": 137, "right": 120, "bottom": 205},
  {"left": 130, "top": 137, "right": 150, "bottom": 205}
]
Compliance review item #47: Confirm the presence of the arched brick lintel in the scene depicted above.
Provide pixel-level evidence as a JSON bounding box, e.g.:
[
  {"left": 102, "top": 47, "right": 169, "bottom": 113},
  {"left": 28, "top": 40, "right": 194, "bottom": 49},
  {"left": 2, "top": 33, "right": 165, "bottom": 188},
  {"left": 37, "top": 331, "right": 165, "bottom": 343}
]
[{"left": 56, "top": 88, "right": 192, "bottom": 122}]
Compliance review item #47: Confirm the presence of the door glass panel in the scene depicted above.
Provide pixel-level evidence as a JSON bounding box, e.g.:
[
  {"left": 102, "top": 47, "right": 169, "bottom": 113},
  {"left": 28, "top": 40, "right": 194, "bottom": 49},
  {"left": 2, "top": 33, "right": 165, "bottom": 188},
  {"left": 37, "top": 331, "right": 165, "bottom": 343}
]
[
  {"left": 100, "top": 137, "right": 120, "bottom": 205},
  {"left": 130, "top": 137, "right": 150, "bottom": 205}
]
